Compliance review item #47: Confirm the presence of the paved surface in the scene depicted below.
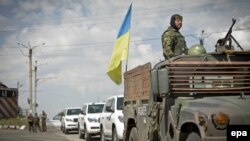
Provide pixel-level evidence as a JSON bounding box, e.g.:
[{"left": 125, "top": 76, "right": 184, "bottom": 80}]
[{"left": 0, "top": 124, "right": 100, "bottom": 141}]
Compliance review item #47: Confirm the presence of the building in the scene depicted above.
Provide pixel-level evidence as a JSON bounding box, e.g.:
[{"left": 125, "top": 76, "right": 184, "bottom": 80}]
[{"left": 0, "top": 82, "right": 19, "bottom": 119}]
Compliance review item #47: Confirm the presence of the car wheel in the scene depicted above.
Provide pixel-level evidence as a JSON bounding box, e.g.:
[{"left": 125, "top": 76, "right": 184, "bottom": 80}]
[
  {"left": 84, "top": 125, "right": 91, "bottom": 141},
  {"left": 79, "top": 126, "right": 83, "bottom": 139},
  {"left": 64, "top": 128, "right": 68, "bottom": 134},
  {"left": 129, "top": 127, "right": 138, "bottom": 141},
  {"left": 100, "top": 128, "right": 106, "bottom": 141},
  {"left": 112, "top": 127, "right": 119, "bottom": 141}
]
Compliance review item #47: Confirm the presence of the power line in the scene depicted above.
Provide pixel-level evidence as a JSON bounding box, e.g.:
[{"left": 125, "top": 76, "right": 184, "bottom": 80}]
[
  {"left": 1, "top": 27, "right": 249, "bottom": 51},
  {"left": 0, "top": 0, "right": 249, "bottom": 32}
]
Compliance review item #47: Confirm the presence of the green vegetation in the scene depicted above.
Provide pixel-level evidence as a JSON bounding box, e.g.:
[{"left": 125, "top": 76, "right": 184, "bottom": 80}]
[{"left": 0, "top": 117, "right": 27, "bottom": 127}]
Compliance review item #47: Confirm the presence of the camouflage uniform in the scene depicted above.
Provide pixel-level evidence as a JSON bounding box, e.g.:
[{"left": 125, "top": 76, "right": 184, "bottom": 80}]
[
  {"left": 162, "top": 26, "right": 188, "bottom": 59},
  {"left": 27, "top": 113, "right": 34, "bottom": 132},
  {"left": 41, "top": 111, "right": 47, "bottom": 132},
  {"left": 34, "top": 113, "right": 41, "bottom": 132}
]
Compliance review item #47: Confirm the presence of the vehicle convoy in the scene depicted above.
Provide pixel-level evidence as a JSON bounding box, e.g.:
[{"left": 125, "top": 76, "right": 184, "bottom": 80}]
[
  {"left": 61, "top": 107, "right": 81, "bottom": 134},
  {"left": 100, "top": 95, "right": 124, "bottom": 141},
  {"left": 78, "top": 102, "right": 104, "bottom": 141},
  {"left": 123, "top": 19, "right": 250, "bottom": 141}
]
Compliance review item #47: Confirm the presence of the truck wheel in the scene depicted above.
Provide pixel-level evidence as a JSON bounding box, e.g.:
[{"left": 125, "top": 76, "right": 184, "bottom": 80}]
[
  {"left": 101, "top": 128, "right": 106, "bottom": 141},
  {"left": 129, "top": 127, "right": 138, "bottom": 141},
  {"left": 112, "top": 127, "right": 119, "bottom": 141},
  {"left": 186, "top": 132, "right": 201, "bottom": 141}
]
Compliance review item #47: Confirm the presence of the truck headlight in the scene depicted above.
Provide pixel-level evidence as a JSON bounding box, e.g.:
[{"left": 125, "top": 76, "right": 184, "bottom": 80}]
[
  {"left": 118, "top": 116, "right": 124, "bottom": 122},
  {"left": 212, "top": 112, "right": 230, "bottom": 130}
]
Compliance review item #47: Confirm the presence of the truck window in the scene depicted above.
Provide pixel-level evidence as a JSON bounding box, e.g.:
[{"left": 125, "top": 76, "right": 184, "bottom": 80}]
[
  {"left": 66, "top": 109, "right": 81, "bottom": 115},
  {"left": 88, "top": 104, "right": 104, "bottom": 114},
  {"left": 117, "top": 97, "right": 124, "bottom": 110}
]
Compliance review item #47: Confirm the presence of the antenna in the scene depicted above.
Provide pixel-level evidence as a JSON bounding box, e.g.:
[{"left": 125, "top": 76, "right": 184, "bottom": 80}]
[{"left": 179, "top": 0, "right": 183, "bottom": 15}]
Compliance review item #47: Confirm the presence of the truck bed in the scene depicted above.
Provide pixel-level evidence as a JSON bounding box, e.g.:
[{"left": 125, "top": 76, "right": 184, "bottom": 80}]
[{"left": 124, "top": 63, "right": 151, "bottom": 103}]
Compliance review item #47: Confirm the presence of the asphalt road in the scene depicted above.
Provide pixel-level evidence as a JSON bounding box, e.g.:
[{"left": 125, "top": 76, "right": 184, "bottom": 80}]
[{"left": 0, "top": 124, "right": 100, "bottom": 141}]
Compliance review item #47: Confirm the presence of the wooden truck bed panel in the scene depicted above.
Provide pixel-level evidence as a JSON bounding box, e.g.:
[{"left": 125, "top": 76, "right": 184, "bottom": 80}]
[{"left": 124, "top": 63, "right": 151, "bottom": 102}]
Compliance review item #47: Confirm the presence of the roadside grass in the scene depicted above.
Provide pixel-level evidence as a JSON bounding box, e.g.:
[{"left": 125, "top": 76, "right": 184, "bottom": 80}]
[{"left": 0, "top": 117, "right": 27, "bottom": 127}]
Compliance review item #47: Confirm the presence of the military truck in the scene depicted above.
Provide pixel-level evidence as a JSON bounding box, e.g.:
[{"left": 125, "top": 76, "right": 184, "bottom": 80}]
[{"left": 123, "top": 19, "right": 250, "bottom": 141}]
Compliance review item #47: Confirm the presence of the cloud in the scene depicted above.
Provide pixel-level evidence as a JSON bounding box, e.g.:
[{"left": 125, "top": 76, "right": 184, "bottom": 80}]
[{"left": 0, "top": 0, "right": 250, "bottom": 118}]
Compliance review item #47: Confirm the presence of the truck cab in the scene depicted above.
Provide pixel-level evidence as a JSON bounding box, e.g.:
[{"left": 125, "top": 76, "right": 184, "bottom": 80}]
[{"left": 123, "top": 51, "right": 250, "bottom": 141}]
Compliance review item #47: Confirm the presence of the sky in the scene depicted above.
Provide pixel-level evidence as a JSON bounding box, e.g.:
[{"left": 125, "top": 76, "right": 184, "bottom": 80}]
[{"left": 0, "top": 0, "right": 250, "bottom": 119}]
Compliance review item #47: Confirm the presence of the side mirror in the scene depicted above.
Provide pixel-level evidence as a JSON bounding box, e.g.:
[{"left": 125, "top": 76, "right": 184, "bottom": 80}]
[
  {"left": 61, "top": 116, "right": 65, "bottom": 121},
  {"left": 106, "top": 106, "right": 114, "bottom": 112},
  {"left": 151, "top": 68, "right": 169, "bottom": 96},
  {"left": 110, "top": 106, "right": 115, "bottom": 113}
]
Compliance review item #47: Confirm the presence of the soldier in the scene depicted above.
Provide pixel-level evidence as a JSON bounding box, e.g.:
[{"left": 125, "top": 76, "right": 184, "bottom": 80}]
[
  {"left": 41, "top": 110, "right": 47, "bottom": 132},
  {"left": 162, "top": 14, "right": 188, "bottom": 59},
  {"left": 34, "top": 113, "right": 41, "bottom": 132},
  {"left": 27, "top": 113, "right": 34, "bottom": 133}
]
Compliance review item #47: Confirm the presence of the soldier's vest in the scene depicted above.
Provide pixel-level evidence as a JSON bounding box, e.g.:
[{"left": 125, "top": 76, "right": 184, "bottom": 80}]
[{"left": 166, "top": 28, "right": 187, "bottom": 56}]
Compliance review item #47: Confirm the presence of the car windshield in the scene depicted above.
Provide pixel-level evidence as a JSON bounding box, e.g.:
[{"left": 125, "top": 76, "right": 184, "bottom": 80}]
[
  {"left": 66, "top": 109, "right": 81, "bottom": 115},
  {"left": 117, "top": 97, "right": 124, "bottom": 110},
  {"left": 88, "top": 104, "right": 104, "bottom": 114},
  {"left": 52, "top": 115, "right": 61, "bottom": 120}
]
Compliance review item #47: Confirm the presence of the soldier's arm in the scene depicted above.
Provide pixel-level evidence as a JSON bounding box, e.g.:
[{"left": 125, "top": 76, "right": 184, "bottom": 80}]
[{"left": 162, "top": 32, "right": 174, "bottom": 59}]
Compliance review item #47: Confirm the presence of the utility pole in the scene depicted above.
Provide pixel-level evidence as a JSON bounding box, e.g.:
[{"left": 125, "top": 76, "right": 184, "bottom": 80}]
[
  {"left": 34, "top": 61, "right": 38, "bottom": 114},
  {"left": 34, "top": 60, "right": 48, "bottom": 114},
  {"left": 17, "top": 42, "right": 45, "bottom": 114},
  {"left": 17, "top": 81, "right": 23, "bottom": 116}
]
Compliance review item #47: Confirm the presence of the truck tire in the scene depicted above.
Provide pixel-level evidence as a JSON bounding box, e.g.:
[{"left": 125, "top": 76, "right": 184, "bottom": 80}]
[
  {"left": 129, "top": 127, "right": 138, "bottom": 141},
  {"left": 186, "top": 132, "right": 201, "bottom": 141},
  {"left": 112, "top": 127, "right": 119, "bottom": 141}
]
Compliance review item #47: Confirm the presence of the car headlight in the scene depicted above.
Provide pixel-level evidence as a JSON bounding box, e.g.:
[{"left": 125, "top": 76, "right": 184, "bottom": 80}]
[
  {"left": 87, "top": 117, "right": 98, "bottom": 123},
  {"left": 65, "top": 118, "right": 73, "bottom": 122},
  {"left": 118, "top": 115, "right": 124, "bottom": 122},
  {"left": 212, "top": 112, "right": 230, "bottom": 130}
]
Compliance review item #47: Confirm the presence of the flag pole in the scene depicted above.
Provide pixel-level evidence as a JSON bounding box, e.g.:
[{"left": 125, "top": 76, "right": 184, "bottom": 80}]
[
  {"left": 125, "top": 4, "right": 132, "bottom": 72},
  {"left": 125, "top": 32, "right": 130, "bottom": 72}
]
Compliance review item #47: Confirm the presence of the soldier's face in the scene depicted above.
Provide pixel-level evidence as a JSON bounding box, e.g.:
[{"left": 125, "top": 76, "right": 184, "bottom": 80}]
[{"left": 175, "top": 19, "right": 182, "bottom": 29}]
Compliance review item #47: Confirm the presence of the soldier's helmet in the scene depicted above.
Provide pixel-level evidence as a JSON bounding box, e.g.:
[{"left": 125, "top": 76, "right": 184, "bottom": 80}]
[{"left": 188, "top": 44, "right": 206, "bottom": 55}]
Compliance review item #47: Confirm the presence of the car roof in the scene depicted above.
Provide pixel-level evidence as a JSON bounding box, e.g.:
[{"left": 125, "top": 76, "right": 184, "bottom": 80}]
[
  {"left": 84, "top": 102, "right": 105, "bottom": 106},
  {"left": 106, "top": 94, "right": 124, "bottom": 100},
  {"left": 65, "top": 107, "right": 81, "bottom": 110}
]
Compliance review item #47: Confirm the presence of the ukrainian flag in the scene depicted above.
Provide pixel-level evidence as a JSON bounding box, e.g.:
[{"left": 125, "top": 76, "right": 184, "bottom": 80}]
[{"left": 107, "top": 4, "right": 132, "bottom": 85}]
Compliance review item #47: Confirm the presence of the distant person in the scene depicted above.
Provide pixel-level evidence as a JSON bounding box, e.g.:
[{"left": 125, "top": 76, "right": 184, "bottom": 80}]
[
  {"left": 34, "top": 113, "right": 41, "bottom": 132},
  {"left": 41, "top": 110, "right": 47, "bottom": 132},
  {"left": 27, "top": 113, "right": 34, "bottom": 133},
  {"left": 162, "top": 14, "right": 188, "bottom": 59}
]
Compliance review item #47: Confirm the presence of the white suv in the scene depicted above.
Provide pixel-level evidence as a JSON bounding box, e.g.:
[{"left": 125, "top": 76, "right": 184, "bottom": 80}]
[
  {"left": 100, "top": 95, "right": 124, "bottom": 141},
  {"left": 78, "top": 102, "right": 104, "bottom": 141},
  {"left": 61, "top": 107, "right": 81, "bottom": 134}
]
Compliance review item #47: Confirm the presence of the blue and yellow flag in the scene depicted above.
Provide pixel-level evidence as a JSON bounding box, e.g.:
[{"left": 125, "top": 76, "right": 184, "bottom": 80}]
[{"left": 107, "top": 4, "right": 132, "bottom": 85}]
